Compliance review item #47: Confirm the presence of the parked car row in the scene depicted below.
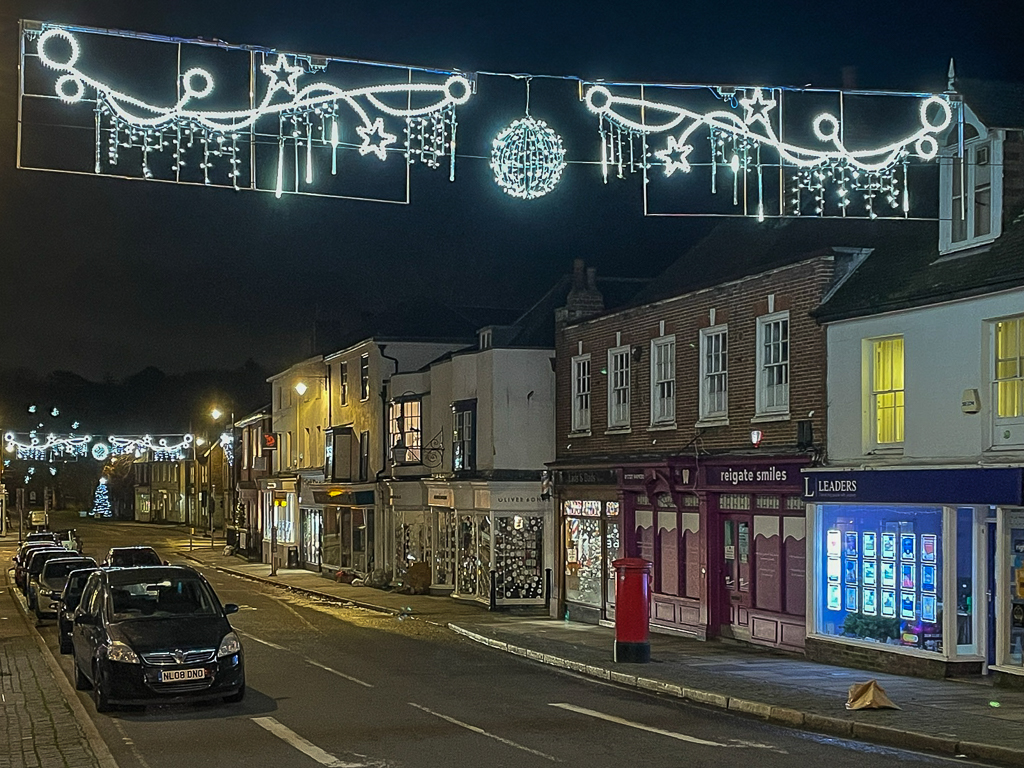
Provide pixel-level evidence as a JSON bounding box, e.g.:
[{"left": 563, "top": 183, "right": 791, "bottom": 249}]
[{"left": 10, "top": 536, "right": 245, "bottom": 713}]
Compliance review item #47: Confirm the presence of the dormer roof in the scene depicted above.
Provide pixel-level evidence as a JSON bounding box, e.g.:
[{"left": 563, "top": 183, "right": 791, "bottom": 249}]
[{"left": 814, "top": 207, "right": 1024, "bottom": 324}]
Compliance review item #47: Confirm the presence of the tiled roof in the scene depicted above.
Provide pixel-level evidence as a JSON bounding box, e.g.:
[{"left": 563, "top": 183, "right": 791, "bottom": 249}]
[
  {"left": 627, "top": 217, "right": 936, "bottom": 308},
  {"left": 814, "top": 210, "right": 1024, "bottom": 323},
  {"left": 324, "top": 299, "right": 523, "bottom": 353}
]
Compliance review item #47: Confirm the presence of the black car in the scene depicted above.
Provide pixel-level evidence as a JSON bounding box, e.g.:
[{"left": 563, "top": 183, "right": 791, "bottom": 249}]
[
  {"left": 35, "top": 556, "right": 97, "bottom": 620},
  {"left": 101, "top": 546, "right": 165, "bottom": 568},
  {"left": 57, "top": 567, "right": 100, "bottom": 654},
  {"left": 73, "top": 566, "right": 245, "bottom": 711}
]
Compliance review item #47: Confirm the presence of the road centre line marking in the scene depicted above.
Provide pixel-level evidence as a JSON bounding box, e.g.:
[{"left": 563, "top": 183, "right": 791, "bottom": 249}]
[
  {"left": 252, "top": 717, "right": 369, "bottom": 768},
  {"left": 305, "top": 658, "right": 374, "bottom": 688},
  {"left": 548, "top": 703, "right": 776, "bottom": 749},
  {"left": 237, "top": 630, "right": 287, "bottom": 650},
  {"left": 408, "top": 702, "right": 561, "bottom": 762}
]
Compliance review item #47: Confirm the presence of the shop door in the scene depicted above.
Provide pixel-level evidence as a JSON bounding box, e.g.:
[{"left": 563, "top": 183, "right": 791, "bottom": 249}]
[
  {"left": 988, "top": 520, "right": 997, "bottom": 666},
  {"left": 722, "top": 515, "right": 753, "bottom": 634}
]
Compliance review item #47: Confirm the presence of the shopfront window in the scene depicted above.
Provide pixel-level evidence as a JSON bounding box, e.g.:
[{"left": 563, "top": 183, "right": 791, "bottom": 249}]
[
  {"left": 566, "top": 516, "right": 602, "bottom": 606},
  {"left": 816, "top": 504, "right": 943, "bottom": 653},
  {"left": 1004, "top": 510, "right": 1024, "bottom": 667},
  {"left": 494, "top": 515, "right": 544, "bottom": 601},
  {"left": 956, "top": 508, "right": 977, "bottom": 655}
]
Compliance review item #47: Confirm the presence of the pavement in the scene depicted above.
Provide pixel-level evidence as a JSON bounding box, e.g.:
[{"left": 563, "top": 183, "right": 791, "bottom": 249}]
[
  {"left": 0, "top": 538, "right": 114, "bottom": 768},
  {"left": 8, "top": 527, "right": 1024, "bottom": 768}
]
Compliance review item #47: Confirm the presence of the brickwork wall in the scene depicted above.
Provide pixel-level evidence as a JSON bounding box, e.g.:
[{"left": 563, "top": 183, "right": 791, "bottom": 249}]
[
  {"left": 1002, "top": 130, "right": 1024, "bottom": 222},
  {"left": 555, "top": 257, "right": 835, "bottom": 463}
]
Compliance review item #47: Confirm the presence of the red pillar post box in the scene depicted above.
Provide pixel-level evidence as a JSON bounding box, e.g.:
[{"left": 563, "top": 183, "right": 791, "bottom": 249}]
[{"left": 612, "top": 557, "right": 652, "bottom": 663}]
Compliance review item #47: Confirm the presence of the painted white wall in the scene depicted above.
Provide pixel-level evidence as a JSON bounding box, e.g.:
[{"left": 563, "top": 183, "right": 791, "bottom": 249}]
[
  {"left": 826, "top": 286, "right": 1024, "bottom": 464},
  {"left": 396, "top": 347, "right": 555, "bottom": 472}
]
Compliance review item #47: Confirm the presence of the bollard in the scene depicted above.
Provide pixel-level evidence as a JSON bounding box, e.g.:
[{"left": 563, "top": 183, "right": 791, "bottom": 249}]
[{"left": 612, "top": 557, "right": 653, "bottom": 663}]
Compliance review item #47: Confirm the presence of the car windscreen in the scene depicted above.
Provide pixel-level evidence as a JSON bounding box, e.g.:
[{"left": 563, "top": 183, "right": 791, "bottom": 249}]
[
  {"left": 109, "top": 577, "right": 220, "bottom": 620},
  {"left": 111, "top": 550, "right": 162, "bottom": 566},
  {"left": 29, "top": 551, "right": 71, "bottom": 574},
  {"left": 42, "top": 560, "right": 96, "bottom": 581}
]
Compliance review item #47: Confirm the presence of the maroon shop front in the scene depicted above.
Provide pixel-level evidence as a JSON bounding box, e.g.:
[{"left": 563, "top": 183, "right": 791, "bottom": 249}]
[{"left": 622, "top": 456, "right": 809, "bottom": 651}]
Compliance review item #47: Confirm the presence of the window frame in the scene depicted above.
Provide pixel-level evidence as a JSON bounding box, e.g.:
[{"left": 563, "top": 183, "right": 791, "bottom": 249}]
[
  {"left": 359, "top": 355, "right": 370, "bottom": 401},
  {"left": 755, "top": 311, "right": 790, "bottom": 417},
  {"left": 650, "top": 335, "right": 676, "bottom": 426},
  {"left": 870, "top": 335, "right": 905, "bottom": 447},
  {"left": 388, "top": 397, "right": 423, "bottom": 464},
  {"left": 571, "top": 354, "right": 592, "bottom": 433},
  {"left": 994, "top": 316, "right": 1024, "bottom": 438},
  {"left": 941, "top": 134, "right": 1002, "bottom": 253},
  {"left": 699, "top": 324, "right": 729, "bottom": 422},
  {"left": 339, "top": 361, "right": 348, "bottom": 406},
  {"left": 452, "top": 400, "right": 477, "bottom": 472},
  {"left": 607, "top": 345, "right": 631, "bottom": 429}
]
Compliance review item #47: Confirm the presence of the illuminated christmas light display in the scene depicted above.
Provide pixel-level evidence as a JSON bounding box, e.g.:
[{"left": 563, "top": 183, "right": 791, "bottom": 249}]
[
  {"left": 491, "top": 116, "right": 567, "bottom": 199},
  {"left": 4, "top": 431, "right": 195, "bottom": 462},
  {"left": 3, "top": 431, "right": 90, "bottom": 461},
  {"left": 108, "top": 434, "right": 194, "bottom": 461},
  {"left": 91, "top": 477, "right": 112, "bottom": 518},
  {"left": 18, "top": 20, "right": 956, "bottom": 218},
  {"left": 26, "top": 25, "right": 472, "bottom": 202},
  {"left": 219, "top": 432, "right": 234, "bottom": 467},
  {"left": 584, "top": 84, "right": 952, "bottom": 218}
]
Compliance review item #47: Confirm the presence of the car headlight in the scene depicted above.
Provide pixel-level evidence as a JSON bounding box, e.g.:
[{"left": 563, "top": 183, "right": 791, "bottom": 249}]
[
  {"left": 107, "top": 641, "right": 141, "bottom": 664},
  {"left": 217, "top": 632, "right": 241, "bottom": 658}
]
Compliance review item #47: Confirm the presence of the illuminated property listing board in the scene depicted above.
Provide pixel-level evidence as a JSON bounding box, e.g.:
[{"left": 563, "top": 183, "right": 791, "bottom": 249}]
[{"left": 820, "top": 505, "right": 942, "bottom": 652}]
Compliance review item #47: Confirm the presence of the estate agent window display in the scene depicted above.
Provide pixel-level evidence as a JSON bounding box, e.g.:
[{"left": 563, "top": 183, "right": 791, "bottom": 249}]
[{"left": 811, "top": 503, "right": 981, "bottom": 662}]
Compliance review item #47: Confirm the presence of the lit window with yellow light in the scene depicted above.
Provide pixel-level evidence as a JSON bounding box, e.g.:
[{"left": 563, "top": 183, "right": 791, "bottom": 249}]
[
  {"left": 996, "top": 317, "right": 1024, "bottom": 419},
  {"left": 873, "top": 337, "right": 904, "bottom": 445}
]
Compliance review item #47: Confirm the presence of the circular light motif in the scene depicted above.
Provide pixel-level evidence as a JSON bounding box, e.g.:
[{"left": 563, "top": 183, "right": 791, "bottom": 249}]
[
  {"left": 490, "top": 116, "right": 566, "bottom": 200},
  {"left": 91, "top": 442, "right": 110, "bottom": 461},
  {"left": 37, "top": 28, "right": 80, "bottom": 71}
]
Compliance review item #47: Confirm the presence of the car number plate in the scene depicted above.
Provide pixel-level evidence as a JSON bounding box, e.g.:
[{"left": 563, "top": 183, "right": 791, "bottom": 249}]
[{"left": 160, "top": 667, "right": 206, "bottom": 682}]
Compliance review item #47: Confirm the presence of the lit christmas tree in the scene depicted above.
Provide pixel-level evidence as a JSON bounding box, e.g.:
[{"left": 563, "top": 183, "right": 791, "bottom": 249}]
[{"left": 92, "top": 477, "right": 112, "bottom": 518}]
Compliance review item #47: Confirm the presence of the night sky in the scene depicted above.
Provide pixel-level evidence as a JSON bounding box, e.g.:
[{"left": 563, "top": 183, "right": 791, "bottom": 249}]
[{"left": 1, "top": 1, "right": 1020, "bottom": 381}]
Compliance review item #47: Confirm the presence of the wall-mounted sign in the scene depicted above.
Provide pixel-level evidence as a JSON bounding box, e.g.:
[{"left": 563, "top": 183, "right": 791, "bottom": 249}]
[{"left": 802, "top": 467, "right": 1023, "bottom": 505}]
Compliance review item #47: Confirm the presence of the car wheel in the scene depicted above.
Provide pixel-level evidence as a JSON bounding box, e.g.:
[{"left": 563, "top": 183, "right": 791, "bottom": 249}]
[
  {"left": 223, "top": 682, "right": 245, "bottom": 704},
  {"left": 92, "top": 662, "right": 112, "bottom": 713},
  {"left": 74, "top": 660, "right": 91, "bottom": 690}
]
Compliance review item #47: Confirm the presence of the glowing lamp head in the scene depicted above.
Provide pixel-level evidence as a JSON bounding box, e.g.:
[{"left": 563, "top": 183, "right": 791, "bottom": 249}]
[
  {"left": 211, "top": 408, "right": 223, "bottom": 421},
  {"left": 294, "top": 382, "right": 308, "bottom": 396}
]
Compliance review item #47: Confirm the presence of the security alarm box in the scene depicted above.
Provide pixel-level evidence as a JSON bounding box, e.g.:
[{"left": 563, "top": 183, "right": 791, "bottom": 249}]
[{"left": 961, "top": 388, "right": 980, "bottom": 414}]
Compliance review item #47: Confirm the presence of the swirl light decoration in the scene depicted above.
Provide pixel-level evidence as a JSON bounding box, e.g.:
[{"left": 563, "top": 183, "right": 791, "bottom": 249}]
[
  {"left": 28, "top": 25, "right": 473, "bottom": 202},
  {"left": 4, "top": 431, "right": 91, "bottom": 461},
  {"left": 584, "top": 84, "right": 952, "bottom": 218},
  {"left": 108, "top": 434, "right": 195, "bottom": 462}
]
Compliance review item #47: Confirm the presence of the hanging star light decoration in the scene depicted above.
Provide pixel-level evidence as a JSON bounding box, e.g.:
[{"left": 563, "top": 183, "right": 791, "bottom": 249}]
[
  {"left": 30, "top": 26, "right": 473, "bottom": 199},
  {"left": 584, "top": 84, "right": 952, "bottom": 218}
]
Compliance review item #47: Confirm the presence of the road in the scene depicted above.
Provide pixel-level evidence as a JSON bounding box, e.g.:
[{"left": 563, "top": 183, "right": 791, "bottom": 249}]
[{"left": 13, "top": 514, "right": 991, "bottom": 768}]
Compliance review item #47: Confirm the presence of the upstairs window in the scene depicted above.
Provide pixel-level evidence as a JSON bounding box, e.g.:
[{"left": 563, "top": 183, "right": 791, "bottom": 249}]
[
  {"left": 942, "top": 131, "right": 1000, "bottom": 253},
  {"left": 389, "top": 398, "right": 422, "bottom": 464},
  {"left": 360, "top": 355, "right": 370, "bottom": 401},
  {"left": 700, "top": 325, "right": 728, "bottom": 421},
  {"left": 651, "top": 336, "right": 676, "bottom": 425},
  {"left": 607, "top": 346, "right": 630, "bottom": 428},
  {"left": 756, "top": 312, "right": 789, "bottom": 416},
  {"left": 571, "top": 354, "right": 591, "bottom": 432},
  {"left": 339, "top": 361, "right": 348, "bottom": 405},
  {"left": 996, "top": 317, "right": 1024, "bottom": 421},
  {"left": 872, "top": 337, "right": 905, "bottom": 445},
  {"left": 453, "top": 400, "right": 477, "bottom": 472}
]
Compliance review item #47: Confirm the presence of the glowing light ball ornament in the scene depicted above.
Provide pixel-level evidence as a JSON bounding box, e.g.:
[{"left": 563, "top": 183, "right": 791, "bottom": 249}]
[{"left": 491, "top": 80, "right": 566, "bottom": 202}]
